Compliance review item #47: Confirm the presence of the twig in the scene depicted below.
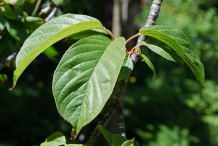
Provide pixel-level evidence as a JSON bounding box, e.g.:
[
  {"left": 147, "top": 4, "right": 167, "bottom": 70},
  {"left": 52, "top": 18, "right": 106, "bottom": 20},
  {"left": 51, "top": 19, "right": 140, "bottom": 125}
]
[
  {"left": 103, "top": 27, "right": 115, "bottom": 40},
  {"left": 126, "top": 33, "right": 140, "bottom": 44},
  {"left": 0, "top": 51, "right": 18, "bottom": 71},
  {"left": 45, "top": 7, "right": 58, "bottom": 22}
]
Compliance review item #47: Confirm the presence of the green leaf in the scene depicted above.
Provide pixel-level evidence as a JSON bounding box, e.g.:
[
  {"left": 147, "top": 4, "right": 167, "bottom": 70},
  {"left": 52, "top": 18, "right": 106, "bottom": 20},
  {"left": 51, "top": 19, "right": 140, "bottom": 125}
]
[
  {"left": 40, "top": 131, "right": 66, "bottom": 146},
  {"left": 12, "top": 14, "right": 104, "bottom": 88},
  {"left": 0, "top": 14, "right": 6, "bottom": 31},
  {"left": 118, "top": 56, "right": 134, "bottom": 80},
  {"left": 0, "top": 29, "right": 17, "bottom": 61},
  {"left": 51, "top": 0, "right": 70, "bottom": 6},
  {"left": 0, "top": 74, "right": 8, "bottom": 85},
  {"left": 112, "top": 135, "right": 128, "bottom": 146},
  {"left": 52, "top": 35, "right": 126, "bottom": 137},
  {"left": 0, "top": 29, "right": 10, "bottom": 58},
  {"left": 98, "top": 125, "right": 113, "bottom": 145},
  {"left": 70, "top": 29, "right": 107, "bottom": 40},
  {"left": 140, "top": 41, "right": 176, "bottom": 62},
  {"left": 140, "top": 25, "right": 204, "bottom": 85},
  {"left": 6, "top": 19, "right": 29, "bottom": 41},
  {"left": 121, "top": 139, "right": 139, "bottom": 146},
  {"left": 42, "top": 46, "right": 59, "bottom": 62},
  {"left": 98, "top": 125, "right": 128, "bottom": 146},
  {"left": 24, "top": 16, "right": 44, "bottom": 33},
  {"left": 67, "top": 144, "right": 87, "bottom": 146},
  {"left": 3, "top": 0, "right": 17, "bottom": 3},
  {"left": 138, "top": 50, "right": 157, "bottom": 81},
  {"left": 1, "top": 4, "right": 26, "bottom": 21}
]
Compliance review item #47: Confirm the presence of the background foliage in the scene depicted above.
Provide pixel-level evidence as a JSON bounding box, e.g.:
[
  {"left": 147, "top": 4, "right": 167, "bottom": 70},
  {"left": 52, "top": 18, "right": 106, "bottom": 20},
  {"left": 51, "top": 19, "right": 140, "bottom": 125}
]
[{"left": 0, "top": 0, "right": 217, "bottom": 145}]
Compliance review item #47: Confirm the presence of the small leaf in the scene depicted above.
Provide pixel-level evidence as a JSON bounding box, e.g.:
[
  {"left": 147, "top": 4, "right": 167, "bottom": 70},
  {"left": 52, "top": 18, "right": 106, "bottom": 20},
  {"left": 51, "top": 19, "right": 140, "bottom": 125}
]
[
  {"left": 12, "top": 14, "right": 104, "bottom": 88},
  {"left": 52, "top": 35, "right": 126, "bottom": 136},
  {"left": 6, "top": 19, "right": 29, "bottom": 41},
  {"left": 98, "top": 125, "right": 113, "bottom": 145},
  {"left": 0, "top": 14, "right": 6, "bottom": 31},
  {"left": 51, "top": 0, "right": 70, "bottom": 6},
  {"left": 140, "top": 25, "right": 204, "bottom": 85},
  {"left": 40, "top": 131, "right": 66, "bottom": 146},
  {"left": 0, "top": 74, "right": 8, "bottom": 85},
  {"left": 1, "top": 4, "right": 26, "bottom": 21},
  {"left": 140, "top": 41, "right": 176, "bottom": 62},
  {"left": 0, "top": 29, "right": 11, "bottom": 59},
  {"left": 112, "top": 135, "right": 128, "bottom": 146},
  {"left": 67, "top": 144, "right": 87, "bottom": 146},
  {"left": 43, "top": 46, "right": 59, "bottom": 62},
  {"left": 98, "top": 125, "right": 128, "bottom": 146},
  {"left": 3, "top": 0, "right": 17, "bottom": 4},
  {"left": 118, "top": 56, "right": 134, "bottom": 80},
  {"left": 121, "top": 139, "right": 139, "bottom": 146},
  {"left": 24, "top": 16, "right": 44, "bottom": 33},
  {"left": 138, "top": 50, "right": 157, "bottom": 81}
]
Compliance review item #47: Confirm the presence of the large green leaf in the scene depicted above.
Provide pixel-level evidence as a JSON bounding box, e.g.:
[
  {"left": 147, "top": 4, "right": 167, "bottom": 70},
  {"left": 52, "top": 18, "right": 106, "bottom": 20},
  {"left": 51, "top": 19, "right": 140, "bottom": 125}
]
[
  {"left": 140, "top": 25, "right": 204, "bottom": 85},
  {"left": 12, "top": 14, "right": 104, "bottom": 88},
  {"left": 52, "top": 35, "right": 126, "bottom": 136}
]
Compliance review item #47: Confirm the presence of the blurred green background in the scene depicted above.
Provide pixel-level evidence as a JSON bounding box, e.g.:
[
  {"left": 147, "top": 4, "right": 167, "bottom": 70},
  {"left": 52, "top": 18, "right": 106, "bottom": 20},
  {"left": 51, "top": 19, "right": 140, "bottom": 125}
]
[{"left": 0, "top": 0, "right": 218, "bottom": 145}]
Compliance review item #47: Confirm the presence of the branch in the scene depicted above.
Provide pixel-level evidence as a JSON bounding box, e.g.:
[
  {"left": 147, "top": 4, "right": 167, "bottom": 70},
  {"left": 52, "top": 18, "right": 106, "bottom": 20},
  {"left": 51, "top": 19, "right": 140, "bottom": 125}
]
[
  {"left": 86, "top": 1, "right": 163, "bottom": 144},
  {"left": 131, "top": 0, "right": 163, "bottom": 64},
  {"left": 85, "top": 107, "right": 115, "bottom": 146},
  {"left": 45, "top": 7, "right": 58, "bottom": 22},
  {"left": 0, "top": 51, "right": 18, "bottom": 71},
  {"left": 85, "top": 81, "right": 126, "bottom": 145}
]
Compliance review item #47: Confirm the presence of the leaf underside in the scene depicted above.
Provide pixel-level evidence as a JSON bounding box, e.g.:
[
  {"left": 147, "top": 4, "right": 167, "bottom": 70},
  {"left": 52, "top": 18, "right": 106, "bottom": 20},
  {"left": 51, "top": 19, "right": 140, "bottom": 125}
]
[
  {"left": 140, "top": 25, "right": 204, "bottom": 86},
  {"left": 12, "top": 14, "right": 104, "bottom": 88},
  {"left": 52, "top": 35, "right": 126, "bottom": 136}
]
